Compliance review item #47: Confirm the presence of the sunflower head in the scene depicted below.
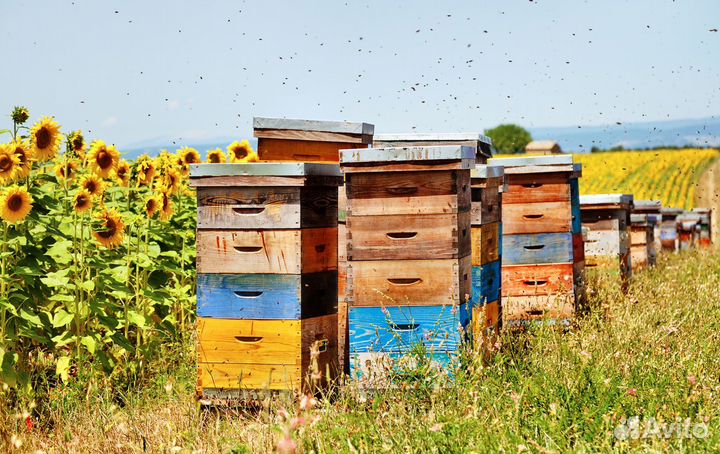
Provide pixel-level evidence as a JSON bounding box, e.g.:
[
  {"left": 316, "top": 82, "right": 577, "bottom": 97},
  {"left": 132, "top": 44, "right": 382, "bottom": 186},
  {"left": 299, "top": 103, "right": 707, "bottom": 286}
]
[
  {"left": 227, "top": 140, "right": 255, "bottom": 163},
  {"left": 0, "top": 144, "right": 20, "bottom": 184},
  {"left": 73, "top": 189, "right": 93, "bottom": 214},
  {"left": 178, "top": 147, "right": 201, "bottom": 166},
  {"left": 1, "top": 186, "right": 33, "bottom": 224},
  {"left": 116, "top": 160, "right": 131, "bottom": 187},
  {"left": 135, "top": 155, "right": 156, "bottom": 186},
  {"left": 158, "top": 187, "right": 174, "bottom": 222},
  {"left": 87, "top": 140, "right": 120, "bottom": 178},
  {"left": 67, "top": 130, "right": 86, "bottom": 160},
  {"left": 81, "top": 175, "right": 105, "bottom": 198},
  {"left": 163, "top": 167, "right": 182, "bottom": 194},
  {"left": 54, "top": 160, "right": 80, "bottom": 181},
  {"left": 145, "top": 195, "right": 161, "bottom": 219},
  {"left": 11, "top": 140, "right": 33, "bottom": 181},
  {"left": 11, "top": 106, "right": 30, "bottom": 125},
  {"left": 207, "top": 148, "right": 226, "bottom": 164},
  {"left": 93, "top": 209, "right": 125, "bottom": 249},
  {"left": 30, "top": 116, "right": 63, "bottom": 162}
]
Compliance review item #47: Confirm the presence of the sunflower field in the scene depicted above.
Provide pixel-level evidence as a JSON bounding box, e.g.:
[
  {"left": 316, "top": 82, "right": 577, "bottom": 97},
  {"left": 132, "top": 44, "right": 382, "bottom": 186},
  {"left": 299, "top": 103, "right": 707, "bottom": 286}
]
[
  {"left": 574, "top": 149, "right": 720, "bottom": 209},
  {"left": 0, "top": 106, "right": 257, "bottom": 396}
]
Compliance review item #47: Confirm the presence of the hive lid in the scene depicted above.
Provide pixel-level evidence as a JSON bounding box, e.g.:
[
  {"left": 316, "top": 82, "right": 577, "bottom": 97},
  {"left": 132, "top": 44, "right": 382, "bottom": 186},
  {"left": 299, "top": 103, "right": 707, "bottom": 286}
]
[
  {"left": 692, "top": 207, "right": 711, "bottom": 215},
  {"left": 633, "top": 200, "right": 662, "bottom": 212},
  {"left": 374, "top": 133, "right": 494, "bottom": 158},
  {"left": 661, "top": 207, "right": 684, "bottom": 216},
  {"left": 631, "top": 213, "right": 649, "bottom": 224},
  {"left": 677, "top": 212, "right": 702, "bottom": 222},
  {"left": 340, "top": 145, "right": 475, "bottom": 164},
  {"left": 471, "top": 165, "right": 504, "bottom": 179},
  {"left": 189, "top": 162, "right": 342, "bottom": 178},
  {"left": 253, "top": 117, "right": 374, "bottom": 136},
  {"left": 580, "top": 194, "right": 634, "bottom": 207},
  {"left": 488, "top": 154, "right": 573, "bottom": 167}
]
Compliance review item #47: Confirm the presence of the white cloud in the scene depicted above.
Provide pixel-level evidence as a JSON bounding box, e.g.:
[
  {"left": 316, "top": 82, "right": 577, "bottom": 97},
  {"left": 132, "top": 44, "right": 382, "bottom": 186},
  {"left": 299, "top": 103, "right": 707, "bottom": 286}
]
[{"left": 102, "top": 116, "right": 119, "bottom": 127}]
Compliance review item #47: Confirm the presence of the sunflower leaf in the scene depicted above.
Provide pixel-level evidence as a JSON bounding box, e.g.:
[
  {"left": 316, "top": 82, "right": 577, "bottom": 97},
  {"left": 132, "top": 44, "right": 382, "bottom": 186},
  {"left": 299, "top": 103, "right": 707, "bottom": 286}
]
[
  {"left": 81, "top": 336, "right": 97, "bottom": 355},
  {"left": 127, "top": 310, "right": 146, "bottom": 329},
  {"left": 45, "top": 240, "right": 73, "bottom": 265},
  {"left": 55, "top": 356, "right": 71, "bottom": 383},
  {"left": 52, "top": 310, "right": 75, "bottom": 328}
]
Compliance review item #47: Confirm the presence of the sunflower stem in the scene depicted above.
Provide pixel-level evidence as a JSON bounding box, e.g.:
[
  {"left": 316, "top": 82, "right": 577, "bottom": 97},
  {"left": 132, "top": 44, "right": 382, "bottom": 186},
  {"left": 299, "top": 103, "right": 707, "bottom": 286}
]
[{"left": 0, "top": 222, "right": 8, "bottom": 341}]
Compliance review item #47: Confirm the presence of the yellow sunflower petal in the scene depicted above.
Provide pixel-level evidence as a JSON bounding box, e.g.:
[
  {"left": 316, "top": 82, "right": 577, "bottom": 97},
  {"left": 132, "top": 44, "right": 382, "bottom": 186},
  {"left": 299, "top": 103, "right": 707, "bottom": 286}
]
[
  {"left": 30, "top": 116, "right": 63, "bottom": 162},
  {"left": 1, "top": 186, "right": 33, "bottom": 223}
]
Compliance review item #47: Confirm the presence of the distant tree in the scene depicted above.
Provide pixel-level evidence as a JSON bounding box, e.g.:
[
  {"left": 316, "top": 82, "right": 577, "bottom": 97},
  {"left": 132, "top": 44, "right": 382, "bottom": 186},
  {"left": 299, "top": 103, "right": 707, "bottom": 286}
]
[
  {"left": 590, "top": 146, "right": 601, "bottom": 153},
  {"left": 484, "top": 124, "right": 532, "bottom": 154}
]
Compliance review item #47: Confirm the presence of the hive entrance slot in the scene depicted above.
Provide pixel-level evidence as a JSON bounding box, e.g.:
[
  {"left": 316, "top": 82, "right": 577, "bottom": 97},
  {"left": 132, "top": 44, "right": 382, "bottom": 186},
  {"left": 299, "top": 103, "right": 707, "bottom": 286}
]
[
  {"left": 234, "top": 246, "right": 263, "bottom": 253},
  {"left": 387, "top": 278, "right": 422, "bottom": 286},
  {"left": 523, "top": 280, "right": 548, "bottom": 287},
  {"left": 524, "top": 244, "right": 546, "bottom": 250},
  {"left": 234, "top": 291, "right": 263, "bottom": 298},
  {"left": 386, "top": 232, "right": 417, "bottom": 239},
  {"left": 527, "top": 310, "right": 545, "bottom": 316},
  {"left": 234, "top": 336, "right": 263, "bottom": 343},
  {"left": 390, "top": 323, "right": 419, "bottom": 332},
  {"left": 523, "top": 214, "right": 544, "bottom": 220},
  {"left": 232, "top": 207, "right": 265, "bottom": 215}
]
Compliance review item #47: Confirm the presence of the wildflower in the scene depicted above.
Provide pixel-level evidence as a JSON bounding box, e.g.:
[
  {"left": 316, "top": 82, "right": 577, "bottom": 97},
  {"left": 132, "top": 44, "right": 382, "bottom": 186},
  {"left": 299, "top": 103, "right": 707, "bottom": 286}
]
[
  {"left": 81, "top": 175, "right": 105, "bottom": 197},
  {"left": 11, "top": 106, "right": 30, "bottom": 125},
  {"left": 207, "top": 148, "right": 226, "bottom": 163},
  {"left": 299, "top": 394, "right": 317, "bottom": 412},
  {"left": 0, "top": 186, "right": 33, "bottom": 223},
  {"left": 276, "top": 436, "right": 297, "bottom": 454},
  {"left": 11, "top": 140, "right": 33, "bottom": 180},
  {"left": 30, "top": 116, "right": 63, "bottom": 161},
  {"left": 627, "top": 388, "right": 637, "bottom": 397},
  {"left": 688, "top": 375, "right": 697, "bottom": 386},
  {"left": 73, "top": 190, "right": 93, "bottom": 214},
  {"left": 0, "top": 144, "right": 20, "bottom": 183},
  {"left": 93, "top": 209, "right": 125, "bottom": 249},
  {"left": 87, "top": 140, "right": 120, "bottom": 178}
]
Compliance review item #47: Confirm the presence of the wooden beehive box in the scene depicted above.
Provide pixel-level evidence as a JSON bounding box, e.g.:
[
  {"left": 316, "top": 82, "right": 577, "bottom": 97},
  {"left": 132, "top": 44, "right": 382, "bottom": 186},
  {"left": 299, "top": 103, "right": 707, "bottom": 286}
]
[
  {"left": 660, "top": 208, "right": 683, "bottom": 251},
  {"left": 676, "top": 212, "right": 701, "bottom": 251},
  {"left": 373, "top": 132, "right": 494, "bottom": 163},
  {"left": 488, "top": 155, "right": 584, "bottom": 327},
  {"left": 190, "top": 163, "right": 342, "bottom": 401},
  {"left": 632, "top": 200, "right": 662, "bottom": 267},
  {"left": 340, "top": 145, "right": 474, "bottom": 383},
  {"left": 692, "top": 208, "right": 712, "bottom": 247},
  {"left": 629, "top": 214, "right": 652, "bottom": 270},
  {"left": 580, "top": 194, "right": 634, "bottom": 285}
]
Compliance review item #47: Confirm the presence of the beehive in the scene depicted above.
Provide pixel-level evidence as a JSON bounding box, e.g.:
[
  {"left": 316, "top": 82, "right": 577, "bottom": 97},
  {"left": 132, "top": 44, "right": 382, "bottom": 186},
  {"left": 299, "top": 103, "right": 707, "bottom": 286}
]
[
  {"left": 488, "top": 155, "right": 584, "bottom": 327},
  {"left": 692, "top": 208, "right": 712, "bottom": 247},
  {"left": 660, "top": 208, "right": 683, "bottom": 251},
  {"left": 373, "top": 133, "right": 501, "bottom": 349},
  {"left": 676, "top": 212, "right": 702, "bottom": 251},
  {"left": 252, "top": 117, "right": 375, "bottom": 376},
  {"left": 190, "top": 163, "right": 342, "bottom": 401},
  {"left": 340, "top": 146, "right": 474, "bottom": 384},
  {"left": 632, "top": 200, "right": 662, "bottom": 268},
  {"left": 580, "top": 194, "right": 634, "bottom": 285}
]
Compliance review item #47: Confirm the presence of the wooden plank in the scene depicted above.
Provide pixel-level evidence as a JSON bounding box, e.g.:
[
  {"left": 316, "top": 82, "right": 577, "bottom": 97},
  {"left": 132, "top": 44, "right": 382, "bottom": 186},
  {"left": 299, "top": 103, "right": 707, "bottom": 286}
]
[
  {"left": 489, "top": 155, "right": 573, "bottom": 167},
  {"left": 347, "top": 212, "right": 471, "bottom": 261},
  {"left": 470, "top": 187, "right": 501, "bottom": 225},
  {"left": 299, "top": 314, "right": 339, "bottom": 385},
  {"left": 503, "top": 178, "right": 570, "bottom": 204},
  {"left": 258, "top": 138, "right": 367, "bottom": 163},
  {"left": 341, "top": 160, "right": 474, "bottom": 173},
  {"left": 340, "top": 145, "right": 475, "bottom": 164},
  {"left": 471, "top": 222, "right": 501, "bottom": 265},
  {"left": 630, "top": 226, "right": 650, "bottom": 246},
  {"left": 502, "top": 263, "right": 575, "bottom": 296},
  {"left": 471, "top": 260, "right": 501, "bottom": 305},
  {"left": 502, "top": 293, "right": 575, "bottom": 322},
  {"left": 472, "top": 300, "right": 500, "bottom": 334},
  {"left": 190, "top": 175, "right": 343, "bottom": 188},
  {"left": 573, "top": 233, "right": 585, "bottom": 263},
  {"left": 571, "top": 178, "right": 582, "bottom": 234},
  {"left": 255, "top": 129, "right": 372, "bottom": 144},
  {"left": 500, "top": 164, "right": 576, "bottom": 175},
  {"left": 373, "top": 134, "right": 493, "bottom": 161},
  {"left": 582, "top": 217, "right": 621, "bottom": 231},
  {"left": 502, "top": 201, "right": 572, "bottom": 235},
  {"left": 199, "top": 362, "right": 301, "bottom": 391},
  {"left": 502, "top": 233, "right": 573, "bottom": 265},
  {"left": 584, "top": 229, "right": 628, "bottom": 257},
  {"left": 580, "top": 194, "right": 633, "bottom": 207},
  {"left": 197, "top": 186, "right": 337, "bottom": 229},
  {"left": 349, "top": 351, "right": 455, "bottom": 381},
  {"left": 197, "top": 273, "right": 337, "bottom": 320},
  {"left": 198, "top": 318, "right": 301, "bottom": 365},
  {"left": 631, "top": 245, "right": 648, "bottom": 270},
  {"left": 197, "top": 228, "right": 337, "bottom": 274},
  {"left": 346, "top": 170, "right": 471, "bottom": 216},
  {"left": 338, "top": 299, "right": 348, "bottom": 374},
  {"left": 253, "top": 117, "right": 374, "bottom": 136},
  {"left": 348, "top": 305, "right": 464, "bottom": 353},
  {"left": 346, "top": 256, "right": 471, "bottom": 307},
  {"left": 189, "top": 162, "right": 342, "bottom": 178}
]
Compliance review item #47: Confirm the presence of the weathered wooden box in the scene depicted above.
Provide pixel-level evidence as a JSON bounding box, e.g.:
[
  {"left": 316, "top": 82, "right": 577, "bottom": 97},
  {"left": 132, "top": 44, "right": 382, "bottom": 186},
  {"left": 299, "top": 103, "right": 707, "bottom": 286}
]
[
  {"left": 373, "top": 132, "right": 493, "bottom": 163},
  {"left": 488, "top": 155, "right": 584, "bottom": 325},
  {"left": 677, "top": 212, "right": 701, "bottom": 251},
  {"left": 693, "top": 208, "right": 712, "bottom": 247},
  {"left": 580, "top": 194, "right": 633, "bottom": 282},
  {"left": 660, "top": 207, "right": 682, "bottom": 251}
]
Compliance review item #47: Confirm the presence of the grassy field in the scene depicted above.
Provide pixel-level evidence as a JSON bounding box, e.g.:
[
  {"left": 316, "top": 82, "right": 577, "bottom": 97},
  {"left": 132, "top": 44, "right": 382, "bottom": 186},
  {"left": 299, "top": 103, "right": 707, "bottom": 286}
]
[{"left": 2, "top": 248, "right": 719, "bottom": 453}]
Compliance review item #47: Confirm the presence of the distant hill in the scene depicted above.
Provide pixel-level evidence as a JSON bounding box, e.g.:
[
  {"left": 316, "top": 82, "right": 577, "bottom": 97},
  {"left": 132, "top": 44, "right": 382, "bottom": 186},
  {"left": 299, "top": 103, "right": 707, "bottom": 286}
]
[
  {"left": 528, "top": 117, "right": 720, "bottom": 152},
  {"left": 119, "top": 116, "right": 720, "bottom": 158}
]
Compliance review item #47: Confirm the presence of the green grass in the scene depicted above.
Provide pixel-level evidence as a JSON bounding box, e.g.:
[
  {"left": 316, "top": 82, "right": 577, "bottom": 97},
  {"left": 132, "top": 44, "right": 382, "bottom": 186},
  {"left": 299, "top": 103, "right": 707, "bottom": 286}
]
[{"left": 3, "top": 248, "right": 720, "bottom": 453}]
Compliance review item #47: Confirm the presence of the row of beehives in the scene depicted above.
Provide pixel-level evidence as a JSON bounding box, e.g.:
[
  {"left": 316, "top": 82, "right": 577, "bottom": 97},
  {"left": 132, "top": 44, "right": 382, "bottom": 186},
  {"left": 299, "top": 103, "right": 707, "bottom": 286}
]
[{"left": 189, "top": 117, "right": 713, "bottom": 401}]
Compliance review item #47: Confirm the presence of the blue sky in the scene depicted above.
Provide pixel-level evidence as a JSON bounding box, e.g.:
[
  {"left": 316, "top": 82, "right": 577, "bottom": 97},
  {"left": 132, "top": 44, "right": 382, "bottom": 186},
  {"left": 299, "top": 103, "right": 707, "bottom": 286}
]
[{"left": 1, "top": 0, "right": 718, "bottom": 149}]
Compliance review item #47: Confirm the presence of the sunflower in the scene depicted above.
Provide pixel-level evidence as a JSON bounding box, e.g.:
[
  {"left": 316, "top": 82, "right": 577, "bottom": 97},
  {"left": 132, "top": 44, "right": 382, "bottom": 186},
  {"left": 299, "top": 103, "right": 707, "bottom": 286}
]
[
  {"left": 116, "top": 160, "right": 131, "bottom": 187},
  {"left": 81, "top": 175, "right": 105, "bottom": 198},
  {"left": 159, "top": 189, "right": 174, "bottom": 221},
  {"left": 155, "top": 150, "right": 175, "bottom": 172},
  {"left": 73, "top": 189, "right": 93, "bottom": 214},
  {"left": 145, "top": 195, "right": 161, "bottom": 219},
  {"left": 227, "top": 140, "right": 254, "bottom": 163},
  {"left": 178, "top": 147, "right": 201, "bottom": 166},
  {"left": 11, "top": 140, "right": 33, "bottom": 180},
  {"left": 87, "top": 140, "right": 120, "bottom": 178},
  {"left": 0, "top": 186, "right": 33, "bottom": 224},
  {"left": 135, "top": 155, "right": 156, "bottom": 186},
  {"left": 93, "top": 209, "right": 125, "bottom": 249},
  {"left": 243, "top": 149, "right": 259, "bottom": 163},
  {"left": 163, "top": 167, "right": 182, "bottom": 194},
  {"left": 0, "top": 144, "right": 20, "bottom": 183},
  {"left": 67, "top": 130, "right": 86, "bottom": 160},
  {"left": 30, "top": 116, "right": 63, "bottom": 161},
  {"left": 206, "top": 148, "right": 226, "bottom": 163},
  {"left": 11, "top": 106, "right": 30, "bottom": 125},
  {"left": 54, "top": 159, "right": 79, "bottom": 181}
]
